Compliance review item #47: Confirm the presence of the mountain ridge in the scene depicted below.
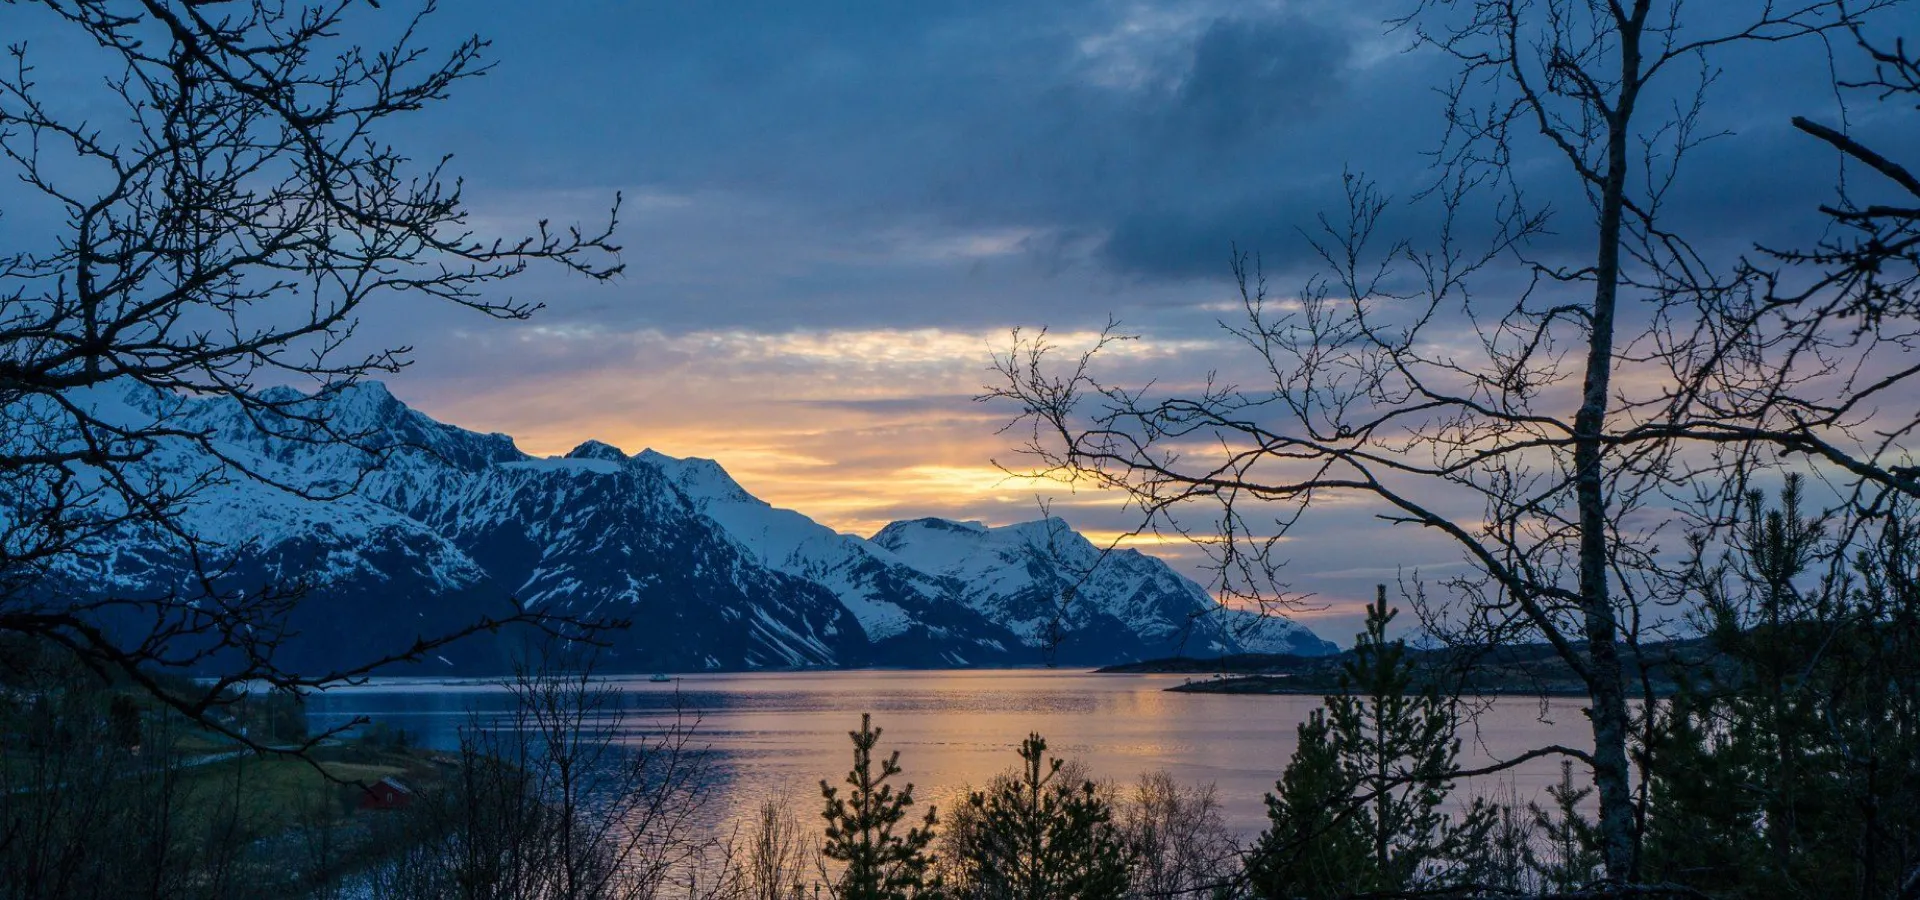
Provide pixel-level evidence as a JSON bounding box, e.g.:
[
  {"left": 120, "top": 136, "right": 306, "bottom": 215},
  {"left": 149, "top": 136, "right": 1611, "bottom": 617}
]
[{"left": 37, "top": 380, "right": 1336, "bottom": 672}]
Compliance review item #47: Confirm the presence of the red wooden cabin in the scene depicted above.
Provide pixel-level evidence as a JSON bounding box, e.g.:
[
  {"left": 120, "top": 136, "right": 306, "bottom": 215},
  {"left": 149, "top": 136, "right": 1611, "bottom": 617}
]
[{"left": 358, "top": 776, "right": 414, "bottom": 811}]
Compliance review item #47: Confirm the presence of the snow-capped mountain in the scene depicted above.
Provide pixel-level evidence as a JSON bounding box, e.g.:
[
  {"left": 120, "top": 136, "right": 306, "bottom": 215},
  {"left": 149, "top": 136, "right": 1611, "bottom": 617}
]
[
  {"left": 33, "top": 381, "right": 1335, "bottom": 671},
  {"left": 20, "top": 382, "right": 521, "bottom": 674},
  {"left": 872, "top": 518, "right": 1335, "bottom": 663},
  {"left": 638, "top": 449, "right": 1028, "bottom": 666}
]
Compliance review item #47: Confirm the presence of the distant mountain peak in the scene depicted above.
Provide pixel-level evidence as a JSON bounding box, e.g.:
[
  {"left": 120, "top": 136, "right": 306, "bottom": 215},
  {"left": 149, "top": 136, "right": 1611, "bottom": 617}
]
[
  {"left": 637, "top": 449, "right": 759, "bottom": 504},
  {"left": 255, "top": 384, "right": 309, "bottom": 405},
  {"left": 566, "top": 439, "right": 629, "bottom": 462},
  {"left": 311, "top": 379, "right": 403, "bottom": 418},
  {"left": 999, "top": 516, "right": 1090, "bottom": 545},
  {"left": 871, "top": 517, "right": 989, "bottom": 541}
]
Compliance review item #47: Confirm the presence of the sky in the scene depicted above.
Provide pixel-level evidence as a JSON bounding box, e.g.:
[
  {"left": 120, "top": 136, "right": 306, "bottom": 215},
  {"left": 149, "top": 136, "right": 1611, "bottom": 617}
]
[{"left": 6, "top": 0, "right": 1914, "bottom": 640}]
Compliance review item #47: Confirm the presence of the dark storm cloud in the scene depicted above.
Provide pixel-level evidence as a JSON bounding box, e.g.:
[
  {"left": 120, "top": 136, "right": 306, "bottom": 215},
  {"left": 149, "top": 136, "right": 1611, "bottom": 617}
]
[
  {"left": 1174, "top": 16, "right": 1353, "bottom": 141},
  {"left": 2, "top": 0, "right": 1897, "bottom": 331},
  {"left": 368, "top": 0, "right": 1415, "bottom": 319}
]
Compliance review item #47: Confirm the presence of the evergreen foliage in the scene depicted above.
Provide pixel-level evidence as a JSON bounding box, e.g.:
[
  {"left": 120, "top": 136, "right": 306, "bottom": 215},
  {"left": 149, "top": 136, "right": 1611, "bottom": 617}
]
[
  {"left": 1249, "top": 588, "right": 1489, "bottom": 898},
  {"left": 1245, "top": 709, "right": 1370, "bottom": 900},
  {"left": 950, "top": 733, "right": 1132, "bottom": 900},
  {"left": 1645, "top": 478, "right": 1920, "bottom": 898},
  {"left": 1526, "top": 761, "right": 1602, "bottom": 893},
  {"left": 1458, "top": 786, "right": 1536, "bottom": 896},
  {"left": 820, "top": 713, "right": 943, "bottom": 900}
]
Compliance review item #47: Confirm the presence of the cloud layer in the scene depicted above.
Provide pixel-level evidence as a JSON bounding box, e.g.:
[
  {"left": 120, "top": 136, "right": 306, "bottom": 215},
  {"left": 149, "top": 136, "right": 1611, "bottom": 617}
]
[{"left": 6, "top": 0, "right": 1911, "bottom": 639}]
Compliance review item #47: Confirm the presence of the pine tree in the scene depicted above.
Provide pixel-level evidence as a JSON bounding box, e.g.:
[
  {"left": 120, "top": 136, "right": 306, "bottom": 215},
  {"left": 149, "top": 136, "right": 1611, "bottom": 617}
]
[
  {"left": 1645, "top": 478, "right": 1920, "bottom": 897},
  {"left": 954, "top": 733, "right": 1131, "bottom": 900},
  {"left": 1645, "top": 479, "right": 1840, "bottom": 896},
  {"left": 820, "top": 714, "right": 942, "bottom": 900},
  {"left": 1325, "top": 588, "right": 1473, "bottom": 889},
  {"left": 1526, "top": 761, "right": 1602, "bottom": 892},
  {"left": 1248, "top": 587, "right": 1487, "bottom": 898},
  {"left": 1245, "top": 710, "right": 1369, "bottom": 900},
  {"left": 1835, "top": 513, "right": 1920, "bottom": 899}
]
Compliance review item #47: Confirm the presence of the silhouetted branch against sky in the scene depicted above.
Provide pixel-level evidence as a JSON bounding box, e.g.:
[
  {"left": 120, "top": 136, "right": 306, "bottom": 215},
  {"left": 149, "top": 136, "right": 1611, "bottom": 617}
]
[
  {"left": 0, "top": 0, "right": 624, "bottom": 746},
  {"left": 3, "top": 0, "right": 1914, "bottom": 642},
  {"left": 988, "top": 0, "right": 1918, "bottom": 882}
]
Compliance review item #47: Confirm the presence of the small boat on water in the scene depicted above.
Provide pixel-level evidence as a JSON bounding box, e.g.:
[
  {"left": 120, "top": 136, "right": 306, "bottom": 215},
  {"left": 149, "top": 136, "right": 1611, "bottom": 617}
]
[{"left": 649, "top": 673, "right": 672, "bottom": 683}]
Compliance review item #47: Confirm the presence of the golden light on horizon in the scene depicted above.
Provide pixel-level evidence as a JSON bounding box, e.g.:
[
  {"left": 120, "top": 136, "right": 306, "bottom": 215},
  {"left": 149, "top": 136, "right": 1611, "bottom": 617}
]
[{"left": 396, "top": 321, "right": 1395, "bottom": 629}]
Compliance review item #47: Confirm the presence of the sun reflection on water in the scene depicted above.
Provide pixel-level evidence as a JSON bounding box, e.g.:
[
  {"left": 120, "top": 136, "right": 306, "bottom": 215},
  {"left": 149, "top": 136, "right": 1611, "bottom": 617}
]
[{"left": 307, "top": 668, "right": 1589, "bottom": 837}]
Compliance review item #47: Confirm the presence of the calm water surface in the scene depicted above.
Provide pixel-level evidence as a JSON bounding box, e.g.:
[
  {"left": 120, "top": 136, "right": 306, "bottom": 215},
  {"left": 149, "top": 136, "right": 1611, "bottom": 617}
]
[{"left": 306, "top": 669, "right": 1591, "bottom": 833}]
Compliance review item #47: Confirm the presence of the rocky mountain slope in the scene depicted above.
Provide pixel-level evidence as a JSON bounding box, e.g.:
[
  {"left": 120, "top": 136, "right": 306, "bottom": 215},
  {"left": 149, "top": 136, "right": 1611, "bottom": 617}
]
[{"left": 38, "top": 381, "right": 1335, "bottom": 672}]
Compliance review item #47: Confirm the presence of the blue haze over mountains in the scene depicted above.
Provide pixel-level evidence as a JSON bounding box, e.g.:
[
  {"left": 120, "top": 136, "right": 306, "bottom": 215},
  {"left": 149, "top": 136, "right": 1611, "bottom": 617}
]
[{"left": 47, "top": 382, "right": 1334, "bottom": 673}]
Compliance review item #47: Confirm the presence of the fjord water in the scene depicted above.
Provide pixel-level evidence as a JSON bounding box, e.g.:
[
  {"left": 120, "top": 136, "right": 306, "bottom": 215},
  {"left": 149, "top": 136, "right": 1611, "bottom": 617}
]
[{"left": 307, "top": 668, "right": 1586, "bottom": 833}]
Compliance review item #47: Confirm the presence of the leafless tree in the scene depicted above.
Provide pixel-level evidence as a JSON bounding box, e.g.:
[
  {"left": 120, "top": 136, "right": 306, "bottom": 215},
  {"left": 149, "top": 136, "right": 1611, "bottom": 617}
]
[
  {"left": 0, "top": 0, "right": 623, "bottom": 749},
  {"left": 0, "top": 657, "right": 258, "bottom": 900},
  {"left": 713, "top": 795, "right": 822, "bottom": 900},
  {"left": 988, "top": 0, "right": 1919, "bottom": 886},
  {"left": 1118, "top": 770, "right": 1236, "bottom": 900},
  {"left": 367, "top": 651, "right": 723, "bottom": 900}
]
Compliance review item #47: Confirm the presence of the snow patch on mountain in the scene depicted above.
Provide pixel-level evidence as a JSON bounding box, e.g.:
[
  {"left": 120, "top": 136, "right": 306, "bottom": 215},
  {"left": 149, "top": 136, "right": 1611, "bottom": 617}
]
[
  {"left": 872, "top": 516, "right": 1337, "bottom": 660},
  {"left": 1219, "top": 608, "right": 1342, "bottom": 656},
  {"left": 31, "top": 379, "right": 1335, "bottom": 670},
  {"left": 640, "top": 450, "right": 939, "bottom": 643},
  {"left": 41, "top": 382, "right": 486, "bottom": 593}
]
